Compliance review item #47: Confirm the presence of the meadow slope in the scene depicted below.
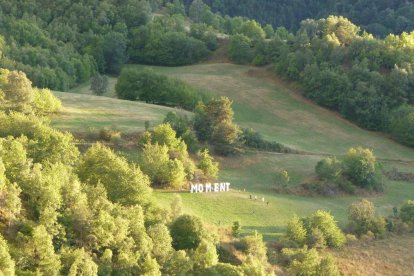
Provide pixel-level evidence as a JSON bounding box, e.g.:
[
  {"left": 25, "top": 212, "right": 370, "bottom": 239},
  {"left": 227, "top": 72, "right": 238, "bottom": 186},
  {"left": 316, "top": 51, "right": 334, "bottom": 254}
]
[{"left": 53, "top": 63, "right": 414, "bottom": 239}]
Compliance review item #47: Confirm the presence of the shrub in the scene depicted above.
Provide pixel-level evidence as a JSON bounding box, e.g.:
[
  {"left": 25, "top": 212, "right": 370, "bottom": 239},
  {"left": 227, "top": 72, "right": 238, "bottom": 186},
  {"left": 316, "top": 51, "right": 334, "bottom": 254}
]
[
  {"left": 315, "top": 157, "right": 342, "bottom": 181},
  {"left": 400, "top": 200, "right": 414, "bottom": 225},
  {"left": 32, "top": 88, "right": 61, "bottom": 114},
  {"left": 347, "top": 199, "right": 386, "bottom": 237},
  {"left": 232, "top": 221, "right": 241, "bottom": 237},
  {"left": 275, "top": 170, "right": 290, "bottom": 189},
  {"left": 343, "top": 147, "right": 383, "bottom": 190},
  {"left": 99, "top": 126, "right": 121, "bottom": 142},
  {"left": 286, "top": 215, "right": 307, "bottom": 247}
]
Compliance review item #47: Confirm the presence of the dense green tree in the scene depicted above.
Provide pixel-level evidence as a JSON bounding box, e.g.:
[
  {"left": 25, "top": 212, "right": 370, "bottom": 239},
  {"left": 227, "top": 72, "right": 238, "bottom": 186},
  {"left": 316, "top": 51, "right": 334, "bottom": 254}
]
[
  {"left": 32, "top": 88, "right": 61, "bottom": 114},
  {"left": 78, "top": 143, "right": 152, "bottom": 205},
  {"left": 389, "top": 105, "right": 414, "bottom": 147},
  {"left": 286, "top": 215, "right": 307, "bottom": 247},
  {"left": 0, "top": 69, "right": 33, "bottom": 112},
  {"left": 400, "top": 200, "right": 414, "bottom": 225},
  {"left": 162, "top": 250, "right": 192, "bottom": 275},
  {"left": 90, "top": 74, "right": 109, "bottom": 96},
  {"left": 0, "top": 234, "right": 15, "bottom": 275},
  {"left": 192, "top": 239, "right": 219, "bottom": 271},
  {"left": 194, "top": 97, "right": 241, "bottom": 155},
  {"left": 343, "top": 147, "right": 382, "bottom": 190},
  {"left": 240, "top": 232, "right": 268, "bottom": 265},
  {"left": 140, "top": 143, "right": 187, "bottom": 188},
  {"left": 23, "top": 225, "right": 61, "bottom": 275},
  {"left": 228, "top": 34, "right": 254, "bottom": 64},
  {"left": 62, "top": 248, "right": 98, "bottom": 276},
  {"left": 170, "top": 214, "right": 205, "bottom": 250},
  {"left": 147, "top": 224, "right": 173, "bottom": 265},
  {"left": 315, "top": 157, "right": 342, "bottom": 181},
  {"left": 197, "top": 149, "right": 219, "bottom": 180},
  {"left": 347, "top": 199, "right": 385, "bottom": 236}
]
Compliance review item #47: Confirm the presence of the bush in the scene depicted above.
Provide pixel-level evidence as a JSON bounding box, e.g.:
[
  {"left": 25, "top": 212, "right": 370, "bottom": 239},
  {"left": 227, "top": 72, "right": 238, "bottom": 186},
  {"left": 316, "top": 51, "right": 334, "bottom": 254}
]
[
  {"left": 347, "top": 199, "right": 386, "bottom": 237},
  {"left": 232, "top": 221, "right": 241, "bottom": 237},
  {"left": 315, "top": 157, "right": 342, "bottom": 181},
  {"left": 275, "top": 170, "right": 290, "bottom": 189},
  {"left": 241, "top": 127, "right": 291, "bottom": 152},
  {"left": 32, "top": 88, "right": 61, "bottom": 114},
  {"left": 99, "top": 126, "right": 121, "bottom": 142},
  {"left": 343, "top": 147, "right": 383, "bottom": 191}
]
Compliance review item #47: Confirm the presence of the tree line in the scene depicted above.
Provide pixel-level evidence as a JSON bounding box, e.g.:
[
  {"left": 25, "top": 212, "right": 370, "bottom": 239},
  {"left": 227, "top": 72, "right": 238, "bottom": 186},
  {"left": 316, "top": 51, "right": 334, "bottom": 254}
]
[{"left": 185, "top": 0, "right": 414, "bottom": 37}]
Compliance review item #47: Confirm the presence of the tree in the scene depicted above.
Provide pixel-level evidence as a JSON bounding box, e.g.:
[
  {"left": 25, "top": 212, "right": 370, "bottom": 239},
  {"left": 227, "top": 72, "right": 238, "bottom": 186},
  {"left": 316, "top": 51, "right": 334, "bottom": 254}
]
[
  {"left": 347, "top": 199, "right": 375, "bottom": 234},
  {"left": 62, "top": 248, "right": 98, "bottom": 276},
  {"left": 343, "top": 147, "right": 381, "bottom": 190},
  {"left": 263, "top": 24, "right": 274, "bottom": 39},
  {"left": 315, "top": 157, "right": 342, "bottom": 181},
  {"left": 140, "top": 143, "right": 186, "bottom": 188},
  {"left": 25, "top": 225, "right": 61, "bottom": 275},
  {"left": 32, "top": 88, "right": 61, "bottom": 114},
  {"left": 240, "top": 20, "right": 265, "bottom": 41},
  {"left": 305, "top": 210, "right": 346, "bottom": 248},
  {"left": 194, "top": 97, "right": 241, "bottom": 155},
  {"left": 137, "top": 256, "right": 161, "bottom": 276},
  {"left": 162, "top": 250, "right": 192, "bottom": 275},
  {"left": 228, "top": 34, "right": 253, "bottom": 64},
  {"left": 192, "top": 239, "right": 219, "bottom": 271},
  {"left": 0, "top": 182, "right": 22, "bottom": 228},
  {"left": 232, "top": 221, "right": 241, "bottom": 237},
  {"left": 275, "top": 170, "right": 290, "bottom": 188},
  {"left": 400, "top": 200, "right": 414, "bottom": 225},
  {"left": 240, "top": 232, "right": 268, "bottom": 265},
  {"left": 286, "top": 215, "right": 307, "bottom": 247},
  {"left": 0, "top": 69, "right": 33, "bottom": 112},
  {"left": 0, "top": 234, "right": 15, "bottom": 276},
  {"left": 103, "top": 32, "right": 127, "bottom": 74},
  {"left": 282, "top": 246, "right": 339, "bottom": 276},
  {"left": 189, "top": 0, "right": 209, "bottom": 23},
  {"left": 78, "top": 143, "right": 152, "bottom": 205},
  {"left": 170, "top": 214, "right": 205, "bottom": 250},
  {"left": 147, "top": 224, "right": 173, "bottom": 265},
  {"left": 197, "top": 149, "right": 219, "bottom": 180},
  {"left": 169, "top": 194, "right": 183, "bottom": 222},
  {"left": 389, "top": 105, "right": 414, "bottom": 146},
  {"left": 90, "top": 74, "right": 109, "bottom": 96}
]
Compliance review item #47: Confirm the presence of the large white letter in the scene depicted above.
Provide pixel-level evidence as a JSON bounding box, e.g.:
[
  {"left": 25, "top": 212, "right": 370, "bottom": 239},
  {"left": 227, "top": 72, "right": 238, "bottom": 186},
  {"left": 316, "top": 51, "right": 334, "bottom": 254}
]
[
  {"left": 190, "top": 184, "right": 198, "bottom": 193},
  {"left": 205, "top": 183, "right": 212, "bottom": 192},
  {"left": 214, "top": 183, "right": 219, "bottom": 192},
  {"left": 219, "top": 183, "right": 226, "bottom": 192},
  {"left": 198, "top": 183, "right": 204, "bottom": 193},
  {"left": 226, "top": 182, "right": 230, "bottom": 191}
]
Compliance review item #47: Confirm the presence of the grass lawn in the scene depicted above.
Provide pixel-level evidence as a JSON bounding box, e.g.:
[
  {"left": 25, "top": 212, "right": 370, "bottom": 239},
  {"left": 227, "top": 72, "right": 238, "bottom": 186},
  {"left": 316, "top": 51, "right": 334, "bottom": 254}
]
[
  {"left": 55, "top": 63, "right": 414, "bottom": 239},
  {"left": 51, "top": 91, "right": 189, "bottom": 134}
]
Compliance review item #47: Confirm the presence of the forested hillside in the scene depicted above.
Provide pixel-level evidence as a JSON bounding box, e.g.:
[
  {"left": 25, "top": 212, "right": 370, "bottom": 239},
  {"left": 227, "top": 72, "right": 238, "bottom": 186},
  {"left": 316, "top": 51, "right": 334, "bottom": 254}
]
[
  {"left": 188, "top": 0, "right": 414, "bottom": 37},
  {"left": 0, "top": 0, "right": 212, "bottom": 91}
]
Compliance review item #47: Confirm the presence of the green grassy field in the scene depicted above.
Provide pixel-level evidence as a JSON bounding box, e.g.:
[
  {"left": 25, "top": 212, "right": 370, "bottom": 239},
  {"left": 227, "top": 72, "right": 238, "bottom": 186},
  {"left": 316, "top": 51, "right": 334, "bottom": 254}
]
[
  {"left": 53, "top": 63, "right": 414, "bottom": 239},
  {"left": 51, "top": 91, "right": 189, "bottom": 134}
]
